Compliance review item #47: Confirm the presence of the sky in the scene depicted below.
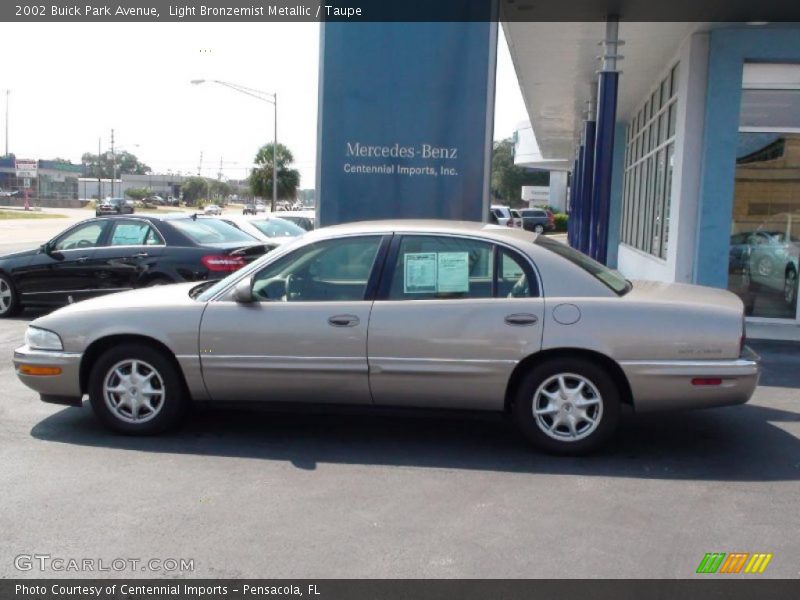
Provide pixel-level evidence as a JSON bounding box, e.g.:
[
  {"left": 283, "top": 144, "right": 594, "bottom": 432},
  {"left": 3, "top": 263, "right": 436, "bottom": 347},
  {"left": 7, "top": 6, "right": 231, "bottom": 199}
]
[{"left": 0, "top": 22, "right": 528, "bottom": 188}]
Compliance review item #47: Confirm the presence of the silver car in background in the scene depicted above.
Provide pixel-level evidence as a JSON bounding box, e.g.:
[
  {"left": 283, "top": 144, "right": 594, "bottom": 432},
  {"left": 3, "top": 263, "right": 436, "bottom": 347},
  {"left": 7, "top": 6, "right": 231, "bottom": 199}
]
[{"left": 13, "top": 220, "right": 759, "bottom": 454}]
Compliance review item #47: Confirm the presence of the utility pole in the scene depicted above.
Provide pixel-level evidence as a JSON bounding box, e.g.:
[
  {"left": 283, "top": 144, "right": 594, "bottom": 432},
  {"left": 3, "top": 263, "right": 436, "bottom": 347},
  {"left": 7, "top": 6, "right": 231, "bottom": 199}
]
[
  {"left": 4, "top": 89, "right": 9, "bottom": 156},
  {"left": 110, "top": 128, "right": 115, "bottom": 196},
  {"left": 97, "top": 137, "right": 102, "bottom": 200},
  {"left": 198, "top": 151, "right": 203, "bottom": 176}
]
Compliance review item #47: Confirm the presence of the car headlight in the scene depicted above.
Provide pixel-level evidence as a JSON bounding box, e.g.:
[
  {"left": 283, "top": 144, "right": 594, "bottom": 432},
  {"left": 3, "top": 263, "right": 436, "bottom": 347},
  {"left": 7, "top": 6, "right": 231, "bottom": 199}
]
[{"left": 25, "top": 327, "right": 63, "bottom": 351}]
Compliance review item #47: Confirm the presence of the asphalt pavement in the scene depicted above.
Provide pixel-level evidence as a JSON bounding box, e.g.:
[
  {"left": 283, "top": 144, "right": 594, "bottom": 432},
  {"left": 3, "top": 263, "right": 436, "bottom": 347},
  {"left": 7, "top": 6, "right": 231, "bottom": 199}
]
[{"left": 1, "top": 309, "right": 799, "bottom": 579}]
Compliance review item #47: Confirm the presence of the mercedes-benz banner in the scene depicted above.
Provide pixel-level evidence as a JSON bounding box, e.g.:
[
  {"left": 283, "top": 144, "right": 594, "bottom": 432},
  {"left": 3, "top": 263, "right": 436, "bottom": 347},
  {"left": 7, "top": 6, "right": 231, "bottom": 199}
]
[{"left": 316, "top": 16, "right": 498, "bottom": 226}]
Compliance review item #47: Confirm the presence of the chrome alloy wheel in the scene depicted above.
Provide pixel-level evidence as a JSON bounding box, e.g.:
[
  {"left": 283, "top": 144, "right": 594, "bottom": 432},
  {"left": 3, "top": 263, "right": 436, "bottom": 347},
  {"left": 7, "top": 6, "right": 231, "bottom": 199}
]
[
  {"left": 532, "top": 373, "right": 603, "bottom": 442},
  {"left": 0, "top": 279, "right": 11, "bottom": 314},
  {"left": 103, "top": 359, "right": 165, "bottom": 424}
]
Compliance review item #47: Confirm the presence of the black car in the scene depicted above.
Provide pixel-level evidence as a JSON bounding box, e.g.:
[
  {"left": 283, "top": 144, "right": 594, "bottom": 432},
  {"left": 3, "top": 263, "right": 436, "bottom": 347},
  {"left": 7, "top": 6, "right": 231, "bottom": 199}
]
[
  {"left": 519, "top": 208, "right": 555, "bottom": 233},
  {"left": 96, "top": 197, "right": 134, "bottom": 217},
  {"left": 0, "top": 214, "right": 270, "bottom": 317}
]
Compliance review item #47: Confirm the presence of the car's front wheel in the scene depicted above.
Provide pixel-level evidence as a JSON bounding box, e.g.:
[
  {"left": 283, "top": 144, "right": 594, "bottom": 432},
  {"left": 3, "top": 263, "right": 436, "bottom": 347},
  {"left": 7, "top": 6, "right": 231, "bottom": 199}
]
[
  {"left": 534, "top": 224, "right": 545, "bottom": 233},
  {"left": 0, "top": 274, "right": 21, "bottom": 318},
  {"left": 513, "top": 357, "right": 620, "bottom": 454},
  {"left": 88, "top": 343, "right": 188, "bottom": 434}
]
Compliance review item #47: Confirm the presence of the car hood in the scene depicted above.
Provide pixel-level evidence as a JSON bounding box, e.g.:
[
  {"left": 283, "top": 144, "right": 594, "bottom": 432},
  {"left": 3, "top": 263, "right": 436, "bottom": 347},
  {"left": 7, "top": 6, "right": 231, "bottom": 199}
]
[
  {"left": 35, "top": 282, "right": 201, "bottom": 323},
  {"left": 0, "top": 247, "right": 39, "bottom": 261},
  {"left": 627, "top": 280, "right": 744, "bottom": 314}
]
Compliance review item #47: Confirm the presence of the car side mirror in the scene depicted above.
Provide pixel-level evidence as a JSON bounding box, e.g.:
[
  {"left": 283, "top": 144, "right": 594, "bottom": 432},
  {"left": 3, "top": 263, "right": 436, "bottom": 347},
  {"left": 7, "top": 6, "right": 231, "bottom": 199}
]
[
  {"left": 39, "top": 242, "right": 53, "bottom": 255},
  {"left": 232, "top": 276, "right": 254, "bottom": 303}
]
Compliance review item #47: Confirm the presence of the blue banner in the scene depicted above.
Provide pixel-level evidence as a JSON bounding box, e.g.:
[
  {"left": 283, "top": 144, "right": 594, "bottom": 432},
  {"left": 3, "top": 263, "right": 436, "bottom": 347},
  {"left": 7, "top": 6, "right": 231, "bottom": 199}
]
[{"left": 316, "top": 17, "right": 497, "bottom": 226}]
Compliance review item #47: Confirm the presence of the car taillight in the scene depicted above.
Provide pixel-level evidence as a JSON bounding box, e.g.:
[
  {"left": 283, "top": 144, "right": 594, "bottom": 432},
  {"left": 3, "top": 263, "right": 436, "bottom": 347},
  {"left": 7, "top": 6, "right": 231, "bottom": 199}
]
[{"left": 201, "top": 255, "right": 246, "bottom": 272}]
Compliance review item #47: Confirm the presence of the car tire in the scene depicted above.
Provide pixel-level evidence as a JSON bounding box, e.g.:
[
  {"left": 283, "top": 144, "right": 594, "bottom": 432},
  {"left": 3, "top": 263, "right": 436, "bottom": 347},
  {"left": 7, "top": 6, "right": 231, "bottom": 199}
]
[
  {"left": 0, "top": 274, "right": 21, "bottom": 318},
  {"left": 785, "top": 267, "right": 798, "bottom": 308},
  {"left": 512, "top": 357, "right": 620, "bottom": 455},
  {"left": 534, "top": 224, "right": 545, "bottom": 234},
  {"left": 88, "top": 343, "right": 188, "bottom": 435}
]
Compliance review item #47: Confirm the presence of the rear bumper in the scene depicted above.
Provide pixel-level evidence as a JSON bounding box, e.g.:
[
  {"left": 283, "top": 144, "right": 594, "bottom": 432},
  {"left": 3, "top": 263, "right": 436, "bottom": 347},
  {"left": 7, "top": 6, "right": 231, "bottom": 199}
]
[
  {"left": 13, "top": 345, "right": 83, "bottom": 405},
  {"left": 619, "top": 346, "right": 760, "bottom": 412}
]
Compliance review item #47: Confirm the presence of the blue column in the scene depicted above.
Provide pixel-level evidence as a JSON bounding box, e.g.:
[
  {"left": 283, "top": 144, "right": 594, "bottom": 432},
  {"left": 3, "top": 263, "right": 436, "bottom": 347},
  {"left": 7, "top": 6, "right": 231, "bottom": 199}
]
[
  {"left": 567, "top": 158, "right": 578, "bottom": 246},
  {"left": 579, "top": 121, "right": 596, "bottom": 254},
  {"left": 590, "top": 71, "right": 619, "bottom": 263}
]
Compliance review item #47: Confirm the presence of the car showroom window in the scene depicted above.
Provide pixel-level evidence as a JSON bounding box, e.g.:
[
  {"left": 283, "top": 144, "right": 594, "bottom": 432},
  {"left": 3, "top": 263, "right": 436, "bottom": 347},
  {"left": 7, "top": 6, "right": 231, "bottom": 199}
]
[
  {"left": 51, "top": 222, "right": 106, "bottom": 251},
  {"left": 387, "top": 235, "right": 495, "bottom": 300},
  {"left": 251, "top": 236, "right": 383, "bottom": 302},
  {"left": 109, "top": 221, "right": 163, "bottom": 246}
]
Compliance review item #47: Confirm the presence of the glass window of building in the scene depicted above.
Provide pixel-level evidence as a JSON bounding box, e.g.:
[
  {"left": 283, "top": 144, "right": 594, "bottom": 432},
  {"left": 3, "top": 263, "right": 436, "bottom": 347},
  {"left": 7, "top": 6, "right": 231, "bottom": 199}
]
[
  {"left": 727, "top": 63, "right": 800, "bottom": 321},
  {"left": 620, "top": 63, "right": 679, "bottom": 260}
]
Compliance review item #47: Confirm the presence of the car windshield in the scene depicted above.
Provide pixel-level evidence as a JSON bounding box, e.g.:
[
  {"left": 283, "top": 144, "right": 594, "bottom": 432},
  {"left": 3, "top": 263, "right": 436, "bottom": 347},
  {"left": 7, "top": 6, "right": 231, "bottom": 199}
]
[
  {"left": 169, "top": 218, "right": 258, "bottom": 244},
  {"left": 251, "top": 218, "right": 305, "bottom": 238},
  {"left": 536, "top": 236, "right": 631, "bottom": 295}
]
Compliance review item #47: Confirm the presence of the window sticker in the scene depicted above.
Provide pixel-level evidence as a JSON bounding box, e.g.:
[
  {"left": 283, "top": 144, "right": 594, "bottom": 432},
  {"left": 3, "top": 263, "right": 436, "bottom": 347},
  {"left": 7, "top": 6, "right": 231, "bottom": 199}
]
[
  {"left": 404, "top": 252, "right": 437, "bottom": 293},
  {"left": 436, "top": 252, "right": 469, "bottom": 293}
]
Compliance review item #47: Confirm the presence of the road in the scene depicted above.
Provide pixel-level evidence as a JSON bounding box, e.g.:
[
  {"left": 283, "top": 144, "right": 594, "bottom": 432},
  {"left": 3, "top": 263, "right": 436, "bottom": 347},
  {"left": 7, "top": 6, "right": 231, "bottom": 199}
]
[{"left": 1, "top": 309, "right": 799, "bottom": 578}]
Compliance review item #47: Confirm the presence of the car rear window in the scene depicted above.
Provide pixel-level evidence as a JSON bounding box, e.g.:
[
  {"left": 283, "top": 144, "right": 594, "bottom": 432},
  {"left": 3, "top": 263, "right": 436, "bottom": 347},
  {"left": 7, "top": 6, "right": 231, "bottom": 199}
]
[
  {"left": 536, "top": 236, "right": 631, "bottom": 295},
  {"left": 251, "top": 218, "right": 305, "bottom": 238},
  {"left": 169, "top": 218, "right": 258, "bottom": 244}
]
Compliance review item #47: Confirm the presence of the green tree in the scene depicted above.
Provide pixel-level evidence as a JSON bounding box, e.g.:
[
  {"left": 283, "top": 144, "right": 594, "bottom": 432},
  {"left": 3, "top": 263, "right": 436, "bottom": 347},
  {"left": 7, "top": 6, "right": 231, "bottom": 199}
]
[
  {"left": 209, "top": 179, "right": 234, "bottom": 201},
  {"left": 490, "top": 138, "right": 549, "bottom": 206},
  {"left": 181, "top": 176, "right": 210, "bottom": 205},
  {"left": 125, "top": 187, "right": 151, "bottom": 201},
  {"left": 249, "top": 143, "right": 300, "bottom": 207},
  {"left": 81, "top": 151, "right": 151, "bottom": 178}
]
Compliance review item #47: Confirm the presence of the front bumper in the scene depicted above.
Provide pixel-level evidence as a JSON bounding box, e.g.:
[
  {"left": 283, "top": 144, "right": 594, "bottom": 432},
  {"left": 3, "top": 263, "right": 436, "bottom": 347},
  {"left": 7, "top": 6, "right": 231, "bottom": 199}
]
[
  {"left": 619, "top": 346, "right": 760, "bottom": 412},
  {"left": 13, "top": 345, "right": 83, "bottom": 406}
]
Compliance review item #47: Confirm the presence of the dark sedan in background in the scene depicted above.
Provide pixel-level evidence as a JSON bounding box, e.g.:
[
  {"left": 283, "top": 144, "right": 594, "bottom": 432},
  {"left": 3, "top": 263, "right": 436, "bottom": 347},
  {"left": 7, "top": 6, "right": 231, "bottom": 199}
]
[
  {"left": 519, "top": 208, "right": 555, "bottom": 233},
  {"left": 0, "top": 214, "right": 269, "bottom": 317},
  {"left": 95, "top": 197, "right": 134, "bottom": 217}
]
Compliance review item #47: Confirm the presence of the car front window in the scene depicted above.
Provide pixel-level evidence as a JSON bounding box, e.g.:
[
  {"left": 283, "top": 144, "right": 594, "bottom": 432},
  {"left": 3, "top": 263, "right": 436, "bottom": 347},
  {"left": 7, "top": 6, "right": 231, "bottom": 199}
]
[
  {"left": 52, "top": 222, "right": 106, "bottom": 251},
  {"left": 536, "top": 236, "right": 631, "bottom": 295}
]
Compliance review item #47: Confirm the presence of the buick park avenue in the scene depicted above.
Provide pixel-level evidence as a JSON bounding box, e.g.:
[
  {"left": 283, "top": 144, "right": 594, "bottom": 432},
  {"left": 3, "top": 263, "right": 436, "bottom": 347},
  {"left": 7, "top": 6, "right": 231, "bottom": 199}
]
[{"left": 13, "top": 221, "right": 759, "bottom": 454}]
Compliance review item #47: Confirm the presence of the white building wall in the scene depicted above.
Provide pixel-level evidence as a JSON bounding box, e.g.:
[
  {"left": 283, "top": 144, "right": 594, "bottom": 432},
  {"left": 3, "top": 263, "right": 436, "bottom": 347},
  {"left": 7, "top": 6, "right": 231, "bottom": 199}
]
[{"left": 617, "top": 32, "right": 710, "bottom": 283}]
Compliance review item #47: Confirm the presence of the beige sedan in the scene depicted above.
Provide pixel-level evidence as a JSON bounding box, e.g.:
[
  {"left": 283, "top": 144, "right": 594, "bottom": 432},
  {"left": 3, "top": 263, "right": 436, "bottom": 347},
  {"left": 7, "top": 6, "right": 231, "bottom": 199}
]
[{"left": 13, "top": 220, "right": 759, "bottom": 454}]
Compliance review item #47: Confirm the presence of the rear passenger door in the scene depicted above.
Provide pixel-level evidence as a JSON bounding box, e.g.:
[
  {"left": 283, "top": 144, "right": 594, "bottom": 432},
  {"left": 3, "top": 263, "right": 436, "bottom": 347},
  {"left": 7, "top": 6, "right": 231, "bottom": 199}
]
[
  {"left": 367, "top": 234, "right": 544, "bottom": 410},
  {"left": 92, "top": 219, "right": 166, "bottom": 292}
]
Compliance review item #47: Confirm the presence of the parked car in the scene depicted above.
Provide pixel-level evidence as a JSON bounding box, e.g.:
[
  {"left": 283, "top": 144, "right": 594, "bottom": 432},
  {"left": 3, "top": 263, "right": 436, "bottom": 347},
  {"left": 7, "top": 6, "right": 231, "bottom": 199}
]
[
  {"left": 0, "top": 214, "right": 269, "bottom": 317},
  {"left": 743, "top": 219, "right": 799, "bottom": 310},
  {"left": 276, "top": 210, "right": 315, "bottom": 231},
  {"left": 13, "top": 220, "right": 758, "bottom": 454},
  {"left": 490, "top": 205, "right": 515, "bottom": 227},
  {"left": 201, "top": 215, "right": 304, "bottom": 246},
  {"left": 242, "top": 202, "right": 257, "bottom": 215},
  {"left": 204, "top": 204, "right": 222, "bottom": 216},
  {"left": 96, "top": 197, "right": 134, "bottom": 217},
  {"left": 520, "top": 208, "right": 556, "bottom": 233},
  {"left": 510, "top": 209, "right": 524, "bottom": 229},
  {"left": 255, "top": 202, "right": 266, "bottom": 213}
]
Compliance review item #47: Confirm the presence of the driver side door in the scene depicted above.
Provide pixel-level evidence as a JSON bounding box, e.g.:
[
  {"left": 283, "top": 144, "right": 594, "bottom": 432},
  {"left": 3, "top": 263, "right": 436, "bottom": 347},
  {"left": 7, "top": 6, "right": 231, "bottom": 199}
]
[
  {"left": 15, "top": 220, "right": 110, "bottom": 306},
  {"left": 199, "top": 234, "right": 390, "bottom": 404}
]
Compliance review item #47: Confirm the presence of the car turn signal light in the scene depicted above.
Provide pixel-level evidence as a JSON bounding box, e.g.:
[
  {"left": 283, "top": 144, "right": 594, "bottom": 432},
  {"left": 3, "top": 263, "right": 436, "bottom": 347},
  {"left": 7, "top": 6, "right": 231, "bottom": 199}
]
[{"left": 19, "top": 365, "right": 62, "bottom": 376}]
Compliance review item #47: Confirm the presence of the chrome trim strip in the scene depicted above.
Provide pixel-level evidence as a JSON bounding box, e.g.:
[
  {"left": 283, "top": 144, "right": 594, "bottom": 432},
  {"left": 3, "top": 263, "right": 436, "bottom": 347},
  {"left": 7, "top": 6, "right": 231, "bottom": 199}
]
[
  {"left": 14, "top": 347, "right": 82, "bottom": 360},
  {"left": 619, "top": 358, "right": 758, "bottom": 369},
  {"left": 21, "top": 288, "right": 131, "bottom": 296}
]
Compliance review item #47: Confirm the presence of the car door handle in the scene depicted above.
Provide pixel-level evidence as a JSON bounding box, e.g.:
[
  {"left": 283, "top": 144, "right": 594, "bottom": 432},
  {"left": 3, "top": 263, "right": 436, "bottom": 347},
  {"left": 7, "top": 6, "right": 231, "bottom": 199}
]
[
  {"left": 328, "top": 314, "right": 360, "bottom": 327},
  {"left": 135, "top": 252, "right": 149, "bottom": 257},
  {"left": 76, "top": 256, "right": 90, "bottom": 263},
  {"left": 505, "top": 313, "right": 538, "bottom": 326}
]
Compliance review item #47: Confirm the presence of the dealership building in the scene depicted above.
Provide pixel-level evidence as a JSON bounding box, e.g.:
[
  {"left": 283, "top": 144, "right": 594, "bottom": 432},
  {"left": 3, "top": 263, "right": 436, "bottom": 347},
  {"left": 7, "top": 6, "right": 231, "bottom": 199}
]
[{"left": 507, "top": 21, "right": 800, "bottom": 338}]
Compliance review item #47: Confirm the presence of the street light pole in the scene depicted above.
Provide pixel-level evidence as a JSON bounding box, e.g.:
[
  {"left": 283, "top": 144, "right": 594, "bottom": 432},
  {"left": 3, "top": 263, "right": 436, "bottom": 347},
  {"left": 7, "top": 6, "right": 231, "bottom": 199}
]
[
  {"left": 4, "top": 89, "right": 9, "bottom": 156},
  {"left": 190, "top": 79, "right": 278, "bottom": 212}
]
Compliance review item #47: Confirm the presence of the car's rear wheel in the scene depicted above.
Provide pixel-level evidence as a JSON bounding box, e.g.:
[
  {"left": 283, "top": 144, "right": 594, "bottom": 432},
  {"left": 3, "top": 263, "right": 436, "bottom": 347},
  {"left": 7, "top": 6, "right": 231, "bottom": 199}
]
[
  {"left": 88, "top": 343, "right": 187, "bottom": 434},
  {"left": 534, "top": 224, "right": 545, "bottom": 233},
  {"left": 513, "top": 357, "right": 620, "bottom": 455},
  {"left": 0, "top": 274, "right": 21, "bottom": 318},
  {"left": 785, "top": 267, "right": 797, "bottom": 308}
]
